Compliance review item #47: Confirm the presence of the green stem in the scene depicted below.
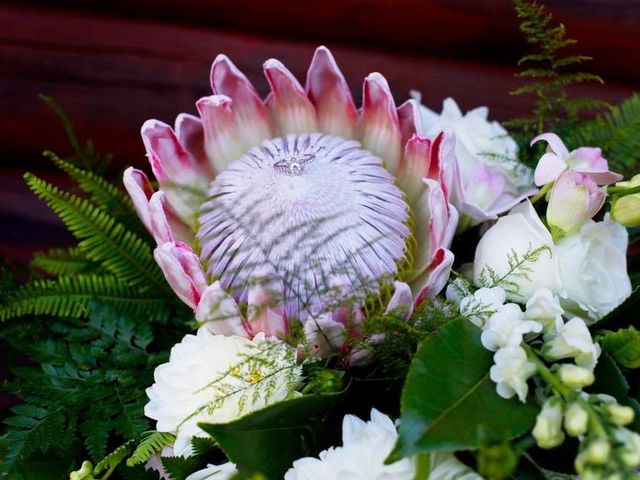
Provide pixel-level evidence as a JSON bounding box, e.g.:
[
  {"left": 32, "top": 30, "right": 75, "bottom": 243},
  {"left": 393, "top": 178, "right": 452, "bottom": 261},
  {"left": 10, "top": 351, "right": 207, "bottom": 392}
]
[
  {"left": 100, "top": 464, "right": 117, "bottom": 480},
  {"left": 582, "top": 402, "right": 607, "bottom": 437},
  {"left": 525, "top": 346, "right": 573, "bottom": 399},
  {"left": 530, "top": 183, "right": 552, "bottom": 204},
  {"left": 607, "top": 185, "right": 640, "bottom": 195}
]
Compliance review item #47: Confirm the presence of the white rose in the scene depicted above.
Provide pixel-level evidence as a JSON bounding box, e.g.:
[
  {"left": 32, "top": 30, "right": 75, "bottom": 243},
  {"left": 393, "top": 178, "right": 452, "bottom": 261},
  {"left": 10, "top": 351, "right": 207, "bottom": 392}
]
[
  {"left": 417, "top": 97, "right": 534, "bottom": 226},
  {"left": 473, "top": 201, "right": 562, "bottom": 303},
  {"left": 556, "top": 215, "right": 631, "bottom": 320}
]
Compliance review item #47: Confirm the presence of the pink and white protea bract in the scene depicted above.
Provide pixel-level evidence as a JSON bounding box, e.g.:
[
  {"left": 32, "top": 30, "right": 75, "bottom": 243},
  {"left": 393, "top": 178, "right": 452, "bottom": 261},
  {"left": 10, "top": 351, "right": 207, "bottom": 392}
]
[
  {"left": 531, "top": 133, "right": 622, "bottom": 186},
  {"left": 124, "top": 46, "right": 459, "bottom": 342}
]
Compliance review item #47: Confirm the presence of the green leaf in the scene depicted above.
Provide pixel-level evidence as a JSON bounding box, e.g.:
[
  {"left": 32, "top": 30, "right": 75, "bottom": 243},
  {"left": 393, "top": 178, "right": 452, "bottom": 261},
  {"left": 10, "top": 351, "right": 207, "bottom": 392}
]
[
  {"left": 199, "top": 394, "right": 340, "bottom": 480},
  {"left": 601, "top": 326, "right": 640, "bottom": 368},
  {"left": 161, "top": 456, "right": 205, "bottom": 480},
  {"left": 389, "top": 318, "right": 538, "bottom": 462}
]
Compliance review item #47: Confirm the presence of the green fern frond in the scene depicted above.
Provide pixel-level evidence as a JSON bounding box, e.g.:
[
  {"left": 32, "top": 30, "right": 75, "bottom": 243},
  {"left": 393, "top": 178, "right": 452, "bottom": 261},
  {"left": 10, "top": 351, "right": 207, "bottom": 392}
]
[
  {"left": 24, "top": 173, "right": 168, "bottom": 293},
  {"left": 127, "top": 431, "right": 175, "bottom": 467},
  {"left": 0, "top": 274, "right": 169, "bottom": 320},
  {"left": 45, "top": 152, "right": 148, "bottom": 238},
  {"left": 93, "top": 440, "right": 135, "bottom": 476},
  {"left": 1, "top": 404, "right": 66, "bottom": 474},
  {"left": 39, "top": 94, "right": 111, "bottom": 174},
  {"left": 32, "top": 247, "right": 96, "bottom": 276},
  {"left": 508, "top": 0, "right": 607, "bottom": 147},
  {"left": 565, "top": 93, "right": 640, "bottom": 175}
]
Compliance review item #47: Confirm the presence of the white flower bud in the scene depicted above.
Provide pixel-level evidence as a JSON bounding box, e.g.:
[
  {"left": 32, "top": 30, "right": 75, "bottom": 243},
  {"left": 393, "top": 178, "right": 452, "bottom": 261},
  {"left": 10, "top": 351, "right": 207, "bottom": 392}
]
[
  {"left": 615, "top": 429, "right": 640, "bottom": 468},
  {"left": 533, "top": 397, "right": 565, "bottom": 449},
  {"left": 604, "top": 404, "right": 635, "bottom": 426},
  {"left": 558, "top": 364, "right": 595, "bottom": 389},
  {"left": 581, "top": 469, "right": 605, "bottom": 480},
  {"left": 564, "top": 402, "right": 589, "bottom": 437},
  {"left": 585, "top": 439, "right": 611, "bottom": 465}
]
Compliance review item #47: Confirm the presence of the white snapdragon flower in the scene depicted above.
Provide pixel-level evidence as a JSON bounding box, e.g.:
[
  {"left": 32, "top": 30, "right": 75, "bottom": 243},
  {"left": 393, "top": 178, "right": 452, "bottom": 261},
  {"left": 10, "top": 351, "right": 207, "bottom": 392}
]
[
  {"left": 145, "top": 327, "right": 301, "bottom": 457},
  {"left": 532, "top": 397, "right": 565, "bottom": 449},
  {"left": 481, "top": 303, "right": 542, "bottom": 351},
  {"left": 489, "top": 346, "right": 536, "bottom": 402},
  {"left": 524, "top": 288, "right": 564, "bottom": 330},
  {"left": 459, "top": 287, "right": 506, "bottom": 327},
  {"left": 285, "top": 409, "right": 416, "bottom": 480},
  {"left": 557, "top": 215, "right": 632, "bottom": 320},
  {"left": 185, "top": 463, "right": 237, "bottom": 480},
  {"left": 543, "top": 317, "right": 601, "bottom": 370}
]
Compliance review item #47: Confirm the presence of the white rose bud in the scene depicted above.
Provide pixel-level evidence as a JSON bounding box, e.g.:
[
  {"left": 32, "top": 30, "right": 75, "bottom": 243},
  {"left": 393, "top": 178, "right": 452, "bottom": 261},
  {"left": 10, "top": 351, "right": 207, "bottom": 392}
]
[
  {"left": 558, "top": 364, "right": 595, "bottom": 389},
  {"left": 532, "top": 397, "right": 565, "bottom": 449},
  {"left": 585, "top": 438, "right": 611, "bottom": 465},
  {"left": 564, "top": 402, "right": 589, "bottom": 437},
  {"left": 605, "top": 404, "right": 635, "bottom": 426}
]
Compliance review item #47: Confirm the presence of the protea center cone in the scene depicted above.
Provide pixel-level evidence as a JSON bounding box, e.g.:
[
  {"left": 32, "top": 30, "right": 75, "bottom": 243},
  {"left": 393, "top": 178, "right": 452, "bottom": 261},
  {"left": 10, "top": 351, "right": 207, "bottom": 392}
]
[{"left": 124, "top": 46, "right": 459, "bottom": 349}]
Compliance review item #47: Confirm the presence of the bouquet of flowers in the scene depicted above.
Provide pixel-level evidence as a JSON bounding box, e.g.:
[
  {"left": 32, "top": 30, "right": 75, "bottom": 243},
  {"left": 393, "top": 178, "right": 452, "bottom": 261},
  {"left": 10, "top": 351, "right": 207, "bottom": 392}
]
[{"left": 2, "top": 1, "right": 640, "bottom": 479}]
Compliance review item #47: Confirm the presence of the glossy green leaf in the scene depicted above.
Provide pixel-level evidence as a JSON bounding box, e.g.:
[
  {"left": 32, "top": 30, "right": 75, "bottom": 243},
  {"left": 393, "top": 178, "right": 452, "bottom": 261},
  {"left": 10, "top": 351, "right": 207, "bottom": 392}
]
[
  {"left": 589, "top": 352, "right": 640, "bottom": 431},
  {"left": 601, "top": 326, "right": 640, "bottom": 369},
  {"left": 199, "top": 393, "right": 339, "bottom": 480},
  {"left": 389, "top": 318, "right": 538, "bottom": 462}
]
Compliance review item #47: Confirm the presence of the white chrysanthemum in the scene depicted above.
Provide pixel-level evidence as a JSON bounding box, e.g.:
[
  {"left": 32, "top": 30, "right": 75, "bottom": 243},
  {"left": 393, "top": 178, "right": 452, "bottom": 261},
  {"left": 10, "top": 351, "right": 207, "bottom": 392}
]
[
  {"left": 144, "top": 327, "right": 301, "bottom": 457},
  {"left": 285, "top": 409, "right": 415, "bottom": 480},
  {"left": 428, "top": 453, "right": 484, "bottom": 480},
  {"left": 284, "top": 410, "right": 482, "bottom": 480},
  {"left": 185, "top": 462, "right": 237, "bottom": 480}
]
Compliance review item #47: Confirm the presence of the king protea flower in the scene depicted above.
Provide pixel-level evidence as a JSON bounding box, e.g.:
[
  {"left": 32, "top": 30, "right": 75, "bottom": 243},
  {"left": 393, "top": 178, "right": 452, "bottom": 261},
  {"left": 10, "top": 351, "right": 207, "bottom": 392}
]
[{"left": 124, "top": 46, "right": 459, "bottom": 346}]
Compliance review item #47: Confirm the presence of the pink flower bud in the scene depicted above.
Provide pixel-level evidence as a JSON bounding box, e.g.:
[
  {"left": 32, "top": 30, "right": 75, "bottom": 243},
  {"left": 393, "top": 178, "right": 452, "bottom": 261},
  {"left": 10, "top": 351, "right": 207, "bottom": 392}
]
[{"left": 547, "top": 171, "right": 605, "bottom": 236}]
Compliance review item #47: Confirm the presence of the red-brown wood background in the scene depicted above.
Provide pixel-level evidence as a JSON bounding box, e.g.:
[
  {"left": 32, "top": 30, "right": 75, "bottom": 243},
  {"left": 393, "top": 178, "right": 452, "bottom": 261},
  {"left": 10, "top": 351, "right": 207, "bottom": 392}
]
[{"left": 1, "top": 0, "right": 639, "bottom": 263}]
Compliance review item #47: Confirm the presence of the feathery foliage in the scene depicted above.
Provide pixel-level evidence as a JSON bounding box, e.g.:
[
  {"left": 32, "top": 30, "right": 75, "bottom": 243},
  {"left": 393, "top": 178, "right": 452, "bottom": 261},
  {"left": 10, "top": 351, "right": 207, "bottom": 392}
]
[
  {"left": 0, "top": 99, "right": 191, "bottom": 479},
  {"left": 39, "top": 94, "right": 112, "bottom": 174},
  {"left": 0, "top": 274, "right": 169, "bottom": 321},
  {"left": 508, "top": 0, "right": 608, "bottom": 165},
  {"left": 564, "top": 93, "right": 640, "bottom": 176},
  {"left": 127, "top": 431, "right": 176, "bottom": 467},
  {"left": 32, "top": 247, "right": 97, "bottom": 276},
  {"left": 23, "top": 173, "right": 167, "bottom": 294}
]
